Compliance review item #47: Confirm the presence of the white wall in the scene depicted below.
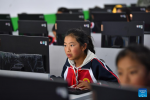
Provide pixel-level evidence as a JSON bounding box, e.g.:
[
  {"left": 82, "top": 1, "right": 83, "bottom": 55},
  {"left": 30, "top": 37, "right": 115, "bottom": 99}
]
[{"left": 0, "top": 0, "right": 137, "bottom": 17}]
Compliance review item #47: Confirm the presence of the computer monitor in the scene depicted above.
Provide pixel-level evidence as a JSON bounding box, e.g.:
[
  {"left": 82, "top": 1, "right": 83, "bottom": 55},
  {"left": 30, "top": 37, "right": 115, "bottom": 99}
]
[
  {"left": 0, "top": 14, "right": 14, "bottom": 31},
  {"left": 92, "top": 82, "right": 150, "bottom": 100},
  {"left": 0, "top": 20, "right": 13, "bottom": 35},
  {"left": 18, "top": 14, "right": 45, "bottom": 20},
  {"left": 91, "top": 13, "right": 127, "bottom": 32},
  {"left": 69, "top": 9, "right": 83, "bottom": 13},
  {"left": 0, "top": 34, "right": 49, "bottom": 73},
  {"left": 56, "top": 13, "right": 84, "bottom": 21},
  {"left": 130, "top": 7, "right": 146, "bottom": 12},
  {"left": 56, "top": 20, "right": 91, "bottom": 45},
  {"left": 0, "top": 75, "right": 69, "bottom": 100},
  {"left": 18, "top": 20, "right": 48, "bottom": 36},
  {"left": 0, "top": 14, "right": 11, "bottom": 20},
  {"left": 89, "top": 8, "right": 112, "bottom": 21},
  {"left": 89, "top": 8, "right": 112, "bottom": 13},
  {"left": 131, "top": 4, "right": 136, "bottom": 7},
  {"left": 132, "top": 12, "right": 150, "bottom": 31},
  {"left": 101, "top": 21, "right": 144, "bottom": 48},
  {"left": 104, "top": 4, "right": 126, "bottom": 10}
]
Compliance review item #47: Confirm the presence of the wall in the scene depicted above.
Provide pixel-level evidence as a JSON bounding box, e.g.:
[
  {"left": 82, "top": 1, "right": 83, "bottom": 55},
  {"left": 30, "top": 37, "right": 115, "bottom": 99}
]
[
  {"left": 0, "top": 0, "right": 138, "bottom": 30},
  {"left": 0, "top": 0, "right": 137, "bottom": 17}
]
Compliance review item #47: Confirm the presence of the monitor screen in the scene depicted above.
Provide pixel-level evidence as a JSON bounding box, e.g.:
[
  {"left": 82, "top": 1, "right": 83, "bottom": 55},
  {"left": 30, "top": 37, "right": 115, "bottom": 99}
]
[
  {"left": 104, "top": 4, "right": 126, "bottom": 10},
  {"left": 130, "top": 7, "right": 146, "bottom": 12},
  {"left": 131, "top": 4, "right": 136, "bottom": 7},
  {"left": 89, "top": 8, "right": 112, "bottom": 13},
  {"left": 0, "top": 14, "right": 14, "bottom": 31},
  {"left": 92, "top": 82, "right": 150, "bottom": 100},
  {"left": 56, "top": 20, "right": 91, "bottom": 45},
  {"left": 0, "top": 75, "right": 69, "bottom": 100},
  {"left": 68, "top": 9, "right": 83, "bottom": 13},
  {"left": 0, "top": 20, "right": 12, "bottom": 35},
  {"left": 89, "top": 8, "right": 112, "bottom": 21},
  {"left": 132, "top": 12, "right": 150, "bottom": 31},
  {"left": 18, "top": 20, "right": 48, "bottom": 36},
  {"left": 18, "top": 14, "right": 45, "bottom": 20},
  {"left": 56, "top": 13, "right": 84, "bottom": 21},
  {"left": 91, "top": 13, "right": 127, "bottom": 33},
  {"left": 101, "top": 21, "right": 144, "bottom": 48}
]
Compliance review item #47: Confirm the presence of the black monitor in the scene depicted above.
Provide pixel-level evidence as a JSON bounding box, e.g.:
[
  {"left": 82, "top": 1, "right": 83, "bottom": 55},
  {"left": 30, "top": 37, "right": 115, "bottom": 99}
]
[
  {"left": 91, "top": 13, "right": 127, "bottom": 32},
  {"left": 131, "top": 4, "right": 136, "bottom": 7},
  {"left": 132, "top": 12, "right": 150, "bottom": 31},
  {"left": 104, "top": 4, "right": 126, "bottom": 10},
  {"left": 0, "top": 14, "right": 11, "bottom": 20},
  {"left": 0, "top": 75, "right": 69, "bottom": 100},
  {"left": 0, "top": 34, "right": 49, "bottom": 73},
  {"left": 0, "top": 14, "right": 14, "bottom": 31},
  {"left": 56, "top": 13, "right": 84, "bottom": 21},
  {"left": 56, "top": 20, "right": 91, "bottom": 45},
  {"left": 18, "top": 14, "right": 45, "bottom": 20},
  {"left": 0, "top": 20, "right": 13, "bottom": 35},
  {"left": 89, "top": 8, "right": 112, "bottom": 21},
  {"left": 69, "top": 9, "right": 83, "bottom": 13},
  {"left": 101, "top": 21, "right": 144, "bottom": 48},
  {"left": 92, "top": 82, "right": 150, "bottom": 100},
  {"left": 130, "top": 7, "right": 146, "bottom": 12},
  {"left": 89, "top": 8, "right": 112, "bottom": 13},
  {"left": 18, "top": 20, "right": 48, "bottom": 36}
]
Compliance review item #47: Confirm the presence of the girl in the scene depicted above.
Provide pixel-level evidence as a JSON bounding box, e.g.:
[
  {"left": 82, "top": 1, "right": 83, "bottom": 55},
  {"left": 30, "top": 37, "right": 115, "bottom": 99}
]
[
  {"left": 116, "top": 44, "right": 150, "bottom": 87},
  {"left": 61, "top": 29, "right": 119, "bottom": 90}
]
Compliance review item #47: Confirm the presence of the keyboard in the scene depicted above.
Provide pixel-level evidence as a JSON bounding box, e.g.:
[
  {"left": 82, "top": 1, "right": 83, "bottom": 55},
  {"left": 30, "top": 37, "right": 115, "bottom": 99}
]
[{"left": 68, "top": 88, "right": 90, "bottom": 95}]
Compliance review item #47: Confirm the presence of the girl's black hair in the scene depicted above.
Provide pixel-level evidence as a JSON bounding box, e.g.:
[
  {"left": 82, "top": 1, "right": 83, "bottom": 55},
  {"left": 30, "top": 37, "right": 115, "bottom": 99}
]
[
  {"left": 120, "top": 7, "right": 131, "bottom": 22},
  {"left": 146, "top": 6, "right": 150, "bottom": 12},
  {"left": 57, "top": 7, "right": 69, "bottom": 13},
  {"left": 65, "top": 28, "right": 95, "bottom": 54},
  {"left": 116, "top": 44, "right": 150, "bottom": 71}
]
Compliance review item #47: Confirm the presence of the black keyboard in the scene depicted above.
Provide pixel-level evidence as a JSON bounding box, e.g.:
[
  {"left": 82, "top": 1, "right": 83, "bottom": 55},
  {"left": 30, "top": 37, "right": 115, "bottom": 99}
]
[{"left": 68, "top": 88, "right": 90, "bottom": 95}]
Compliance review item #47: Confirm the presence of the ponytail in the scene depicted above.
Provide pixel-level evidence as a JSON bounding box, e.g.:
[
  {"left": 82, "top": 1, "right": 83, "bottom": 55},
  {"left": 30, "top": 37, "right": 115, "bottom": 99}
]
[
  {"left": 65, "top": 28, "right": 95, "bottom": 54},
  {"left": 86, "top": 36, "right": 95, "bottom": 54}
]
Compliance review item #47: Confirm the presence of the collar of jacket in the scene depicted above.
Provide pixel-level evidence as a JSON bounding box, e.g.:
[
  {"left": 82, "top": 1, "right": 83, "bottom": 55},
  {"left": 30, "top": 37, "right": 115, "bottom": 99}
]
[{"left": 68, "top": 50, "right": 98, "bottom": 69}]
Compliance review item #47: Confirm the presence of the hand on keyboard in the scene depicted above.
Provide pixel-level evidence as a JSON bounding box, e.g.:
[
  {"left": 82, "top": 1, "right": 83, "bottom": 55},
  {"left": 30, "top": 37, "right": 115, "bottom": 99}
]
[
  {"left": 75, "top": 80, "right": 91, "bottom": 90},
  {"left": 68, "top": 88, "right": 90, "bottom": 95}
]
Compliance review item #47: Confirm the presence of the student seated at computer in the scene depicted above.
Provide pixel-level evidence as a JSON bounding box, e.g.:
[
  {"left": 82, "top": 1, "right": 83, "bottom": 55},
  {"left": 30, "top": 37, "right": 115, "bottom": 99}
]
[
  {"left": 112, "top": 5, "right": 123, "bottom": 13},
  {"left": 146, "top": 6, "right": 150, "bottom": 13},
  {"left": 115, "top": 7, "right": 137, "bottom": 47},
  {"left": 50, "top": 7, "right": 70, "bottom": 45},
  {"left": 48, "top": 35, "right": 56, "bottom": 45},
  {"left": 117, "top": 7, "right": 132, "bottom": 22},
  {"left": 116, "top": 44, "right": 150, "bottom": 87},
  {"left": 61, "top": 29, "right": 119, "bottom": 90}
]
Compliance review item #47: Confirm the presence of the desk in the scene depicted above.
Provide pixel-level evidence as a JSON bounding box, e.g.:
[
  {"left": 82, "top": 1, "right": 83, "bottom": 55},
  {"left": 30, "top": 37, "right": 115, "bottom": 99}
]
[
  {"left": 69, "top": 92, "right": 92, "bottom": 100},
  {"left": 0, "top": 70, "right": 49, "bottom": 80}
]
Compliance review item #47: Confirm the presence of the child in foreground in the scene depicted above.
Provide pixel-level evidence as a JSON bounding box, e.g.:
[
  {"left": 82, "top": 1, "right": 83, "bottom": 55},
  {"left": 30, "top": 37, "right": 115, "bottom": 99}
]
[
  {"left": 116, "top": 44, "right": 150, "bottom": 88},
  {"left": 61, "top": 29, "right": 119, "bottom": 90}
]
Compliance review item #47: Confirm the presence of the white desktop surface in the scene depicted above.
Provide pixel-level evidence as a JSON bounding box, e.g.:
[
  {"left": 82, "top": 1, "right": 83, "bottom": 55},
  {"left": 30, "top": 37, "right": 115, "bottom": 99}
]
[
  {"left": 69, "top": 92, "right": 92, "bottom": 100},
  {"left": 0, "top": 70, "right": 49, "bottom": 80}
]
